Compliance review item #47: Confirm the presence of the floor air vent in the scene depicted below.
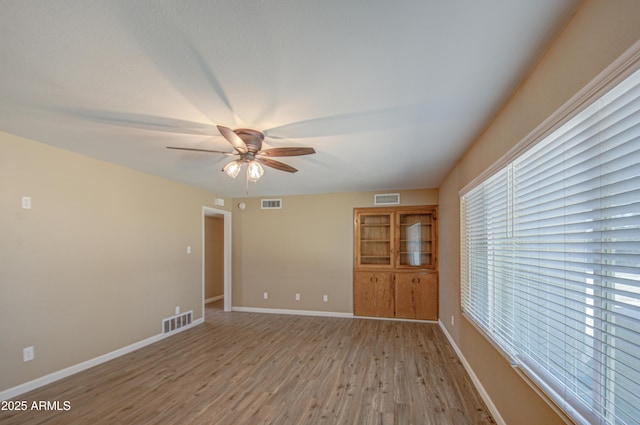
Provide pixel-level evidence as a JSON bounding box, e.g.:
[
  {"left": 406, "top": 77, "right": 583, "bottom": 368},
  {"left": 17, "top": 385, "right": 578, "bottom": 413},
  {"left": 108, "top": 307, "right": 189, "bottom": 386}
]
[
  {"left": 374, "top": 193, "right": 400, "bottom": 205},
  {"left": 162, "top": 311, "right": 193, "bottom": 334}
]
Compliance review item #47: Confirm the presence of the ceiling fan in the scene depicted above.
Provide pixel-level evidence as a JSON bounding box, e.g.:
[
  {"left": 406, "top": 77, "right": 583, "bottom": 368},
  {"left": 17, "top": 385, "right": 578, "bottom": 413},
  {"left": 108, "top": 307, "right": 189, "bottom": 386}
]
[{"left": 167, "top": 125, "right": 315, "bottom": 182}]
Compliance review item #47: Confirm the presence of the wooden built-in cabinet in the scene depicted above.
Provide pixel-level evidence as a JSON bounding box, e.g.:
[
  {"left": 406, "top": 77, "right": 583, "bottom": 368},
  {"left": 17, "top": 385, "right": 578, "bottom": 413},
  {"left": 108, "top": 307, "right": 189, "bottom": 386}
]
[{"left": 353, "top": 206, "right": 438, "bottom": 320}]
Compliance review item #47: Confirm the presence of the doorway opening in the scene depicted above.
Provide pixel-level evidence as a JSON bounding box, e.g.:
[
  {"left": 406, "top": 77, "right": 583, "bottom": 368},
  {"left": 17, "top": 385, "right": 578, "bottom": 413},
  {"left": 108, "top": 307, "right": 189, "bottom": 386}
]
[{"left": 202, "top": 207, "right": 231, "bottom": 313}]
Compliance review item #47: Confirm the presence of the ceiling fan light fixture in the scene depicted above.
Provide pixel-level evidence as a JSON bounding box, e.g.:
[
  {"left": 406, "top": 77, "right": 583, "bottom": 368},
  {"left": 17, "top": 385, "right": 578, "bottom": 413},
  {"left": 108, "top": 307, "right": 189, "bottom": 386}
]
[
  {"left": 247, "top": 160, "right": 264, "bottom": 182},
  {"left": 223, "top": 159, "right": 243, "bottom": 178},
  {"left": 169, "top": 125, "right": 315, "bottom": 186}
]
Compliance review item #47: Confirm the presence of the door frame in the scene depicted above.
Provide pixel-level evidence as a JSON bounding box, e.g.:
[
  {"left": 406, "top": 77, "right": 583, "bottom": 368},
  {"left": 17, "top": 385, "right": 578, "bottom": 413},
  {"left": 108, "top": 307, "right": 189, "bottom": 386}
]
[{"left": 202, "top": 206, "right": 232, "bottom": 312}]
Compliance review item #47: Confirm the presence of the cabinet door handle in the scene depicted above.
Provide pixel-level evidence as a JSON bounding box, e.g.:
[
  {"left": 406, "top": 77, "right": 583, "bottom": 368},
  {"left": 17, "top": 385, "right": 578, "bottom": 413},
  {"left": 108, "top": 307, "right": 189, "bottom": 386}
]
[
  {"left": 371, "top": 276, "right": 378, "bottom": 283},
  {"left": 412, "top": 277, "right": 420, "bottom": 284}
]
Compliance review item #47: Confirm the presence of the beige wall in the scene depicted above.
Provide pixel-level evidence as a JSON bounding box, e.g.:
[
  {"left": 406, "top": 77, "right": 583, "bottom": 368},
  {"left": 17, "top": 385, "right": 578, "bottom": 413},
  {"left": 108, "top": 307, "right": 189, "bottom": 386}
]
[
  {"left": 438, "top": 1, "right": 640, "bottom": 424},
  {"left": 0, "top": 131, "right": 229, "bottom": 393},
  {"left": 204, "top": 216, "right": 224, "bottom": 300},
  {"left": 231, "top": 189, "right": 437, "bottom": 312}
]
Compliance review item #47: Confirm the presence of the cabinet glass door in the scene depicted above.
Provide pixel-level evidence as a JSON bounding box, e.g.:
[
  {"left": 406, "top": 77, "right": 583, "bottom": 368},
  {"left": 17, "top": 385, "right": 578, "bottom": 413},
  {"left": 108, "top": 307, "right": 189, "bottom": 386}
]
[
  {"left": 398, "top": 212, "right": 433, "bottom": 267},
  {"left": 358, "top": 214, "right": 392, "bottom": 266}
]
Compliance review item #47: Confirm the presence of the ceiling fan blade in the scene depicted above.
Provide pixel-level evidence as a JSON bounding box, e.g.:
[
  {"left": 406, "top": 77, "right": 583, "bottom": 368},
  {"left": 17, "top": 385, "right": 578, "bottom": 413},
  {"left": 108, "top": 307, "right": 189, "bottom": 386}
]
[
  {"left": 166, "top": 146, "right": 235, "bottom": 155},
  {"left": 257, "top": 158, "right": 298, "bottom": 173},
  {"left": 259, "top": 147, "right": 316, "bottom": 157},
  {"left": 217, "top": 125, "right": 248, "bottom": 154}
]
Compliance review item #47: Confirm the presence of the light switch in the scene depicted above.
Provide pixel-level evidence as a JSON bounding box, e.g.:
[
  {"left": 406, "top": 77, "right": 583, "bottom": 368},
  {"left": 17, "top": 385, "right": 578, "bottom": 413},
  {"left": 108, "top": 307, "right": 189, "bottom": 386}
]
[
  {"left": 186, "top": 246, "right": 192, "bottom": 254},
  {"left": 23, "top": 346, "right": 34, "bottom": 362},
  {"left": 22, "top": 196, "right": 32, "bottom": 209}
]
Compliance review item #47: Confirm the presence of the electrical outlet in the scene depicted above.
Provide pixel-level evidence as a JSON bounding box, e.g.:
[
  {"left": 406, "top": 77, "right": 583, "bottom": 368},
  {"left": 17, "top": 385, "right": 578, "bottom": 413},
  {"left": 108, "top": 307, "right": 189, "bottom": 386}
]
[
  {"left": 323, "top": 295, "right": 329, "bottom": 302},
  {"left": 451, "top": 315, "right": 455, "bottom": 326},
  {"left": 263, "top": 292, "right": 268, "bottom": 300},
  {"left": 295, "top": 293, "right": 301, "bottom": 301},
  {"left": 175, "top": 306, "right": 180, "bottom": 315},
  {"left": 186, "top": 246, "right": 192, "bottom": 254},
  {"left": 23, "top": 346, "right": 34, "bottom": 362}
]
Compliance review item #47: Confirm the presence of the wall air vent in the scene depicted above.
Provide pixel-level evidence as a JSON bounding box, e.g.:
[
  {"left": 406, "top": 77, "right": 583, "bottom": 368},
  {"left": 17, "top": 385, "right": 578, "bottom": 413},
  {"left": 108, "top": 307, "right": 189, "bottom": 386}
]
[
  {"left": 162, "top": 311, "right": 193, "bottom": 334},
  {"left": 374, "top": 193, "right": 400, "bottom": 205},
  {"left": 261, "top": 199, "right": 282, "bottom": 209}
]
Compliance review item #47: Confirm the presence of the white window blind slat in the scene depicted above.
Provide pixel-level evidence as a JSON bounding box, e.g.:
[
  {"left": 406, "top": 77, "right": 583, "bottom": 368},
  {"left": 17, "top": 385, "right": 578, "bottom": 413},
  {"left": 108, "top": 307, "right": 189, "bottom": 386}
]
[
  {"left": 516, "top": 110, "right": 640, "bottom": 193},
  {"left": 461, "top": 66, "right": 640, "bottom": 425}
]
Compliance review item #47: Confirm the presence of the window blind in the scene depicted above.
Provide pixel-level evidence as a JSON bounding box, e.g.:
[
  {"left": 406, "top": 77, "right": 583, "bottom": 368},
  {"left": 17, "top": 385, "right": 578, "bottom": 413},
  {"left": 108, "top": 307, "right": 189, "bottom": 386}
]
[{"left": 461, "top": 67, "right": 640, "bottom": 425}]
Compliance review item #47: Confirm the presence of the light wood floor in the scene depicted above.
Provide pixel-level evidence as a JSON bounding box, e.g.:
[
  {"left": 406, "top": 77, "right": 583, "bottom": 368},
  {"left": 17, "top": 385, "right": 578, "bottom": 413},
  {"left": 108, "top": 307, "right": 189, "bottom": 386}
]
[{"left": 1, "top": 301, "right": 494, "bottom": 425}]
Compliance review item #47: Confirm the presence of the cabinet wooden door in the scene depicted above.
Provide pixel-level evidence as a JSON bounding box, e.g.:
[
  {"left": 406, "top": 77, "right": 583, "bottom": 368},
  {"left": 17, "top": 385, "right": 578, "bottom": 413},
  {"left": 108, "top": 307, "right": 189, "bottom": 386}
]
[
  {"left": 354, "top": 212, "right": 394, "bottom": 268},
  {"left": 353, "top": 272, "right": 394, "bottom": 317},
  {"left": 395, "top": 272, "right": 438, "bottom": 320},
  {"left": 397, "top": 210, "right": 436, "bottom": 269}
]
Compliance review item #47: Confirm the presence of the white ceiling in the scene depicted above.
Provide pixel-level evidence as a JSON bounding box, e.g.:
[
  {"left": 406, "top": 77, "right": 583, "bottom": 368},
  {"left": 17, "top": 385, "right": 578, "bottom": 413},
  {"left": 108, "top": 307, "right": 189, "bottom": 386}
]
[{"left": 0, "top": 0, "right": 582, "bottom": 198}]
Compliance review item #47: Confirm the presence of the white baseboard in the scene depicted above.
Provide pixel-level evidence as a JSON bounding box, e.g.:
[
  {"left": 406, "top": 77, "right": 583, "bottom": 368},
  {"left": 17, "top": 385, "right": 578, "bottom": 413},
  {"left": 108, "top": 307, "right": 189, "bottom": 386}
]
[
  {"left": 438, "top": 320, "right": 506, "bottom": 425},
  {"left": 205, "top": 295, "right": 224, "bottom": 304},
  {"left": 0, "top": 317, "right": 204, "bottom": 401},
  {"left": 232, "top": 306, "right": 353, "bottom": 319},
  {"left": 355, "top": 315, "right": 438, "bottom": 324},
  {"left": 231, "top": 306, "right": 441, "bottom": 323}
]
